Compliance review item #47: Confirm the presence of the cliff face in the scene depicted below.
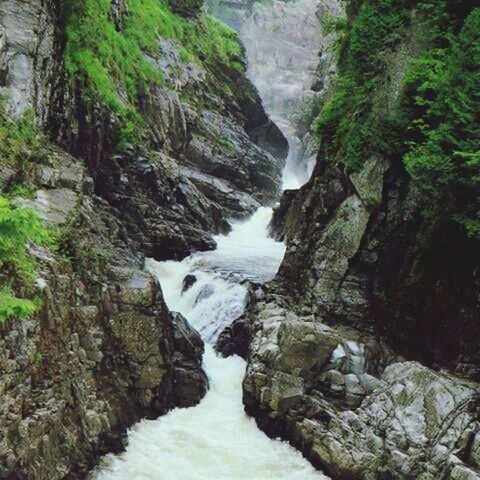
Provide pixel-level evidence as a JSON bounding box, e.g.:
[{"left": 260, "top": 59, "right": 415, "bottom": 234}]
[
  {"left": 0, "top": 0, "right": 286, "bottom": 478},
  {"left": 1, "top": 0, "right": 287, "bottom": 260},
  {"left": 271, "top": 4, "right": 480, "bottom": 380},
  {"left": 217, "top": 2, "right": 480, "bottom": 479},
  {"left": 0, "top": 150, "right": 207, "bottom": 479}
]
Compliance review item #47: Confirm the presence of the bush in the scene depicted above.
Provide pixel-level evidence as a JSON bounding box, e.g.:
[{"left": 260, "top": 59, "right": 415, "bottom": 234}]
[
  {"left": 63, "top": 0, "right": 243, "bottom": 148},
  {"left": 0, "top": 196, "right": 53, "bottom": 323},
  {"left": 314, "top": 0, "right": 480, "bottom": 241},
  {"left": 0, "top": 106, "right": 40, "bottom": 166},
  {"left": 401, "top": 7, "right": 480, "bottom": 238}
]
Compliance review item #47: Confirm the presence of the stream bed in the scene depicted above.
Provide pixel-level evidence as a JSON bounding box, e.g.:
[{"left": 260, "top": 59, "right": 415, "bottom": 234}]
[
  {"left": 90, "top": 1, "right": 329, "bottom": 477},
  {"left": 90, "top": 209, "right": 328, "bottom": 479}
]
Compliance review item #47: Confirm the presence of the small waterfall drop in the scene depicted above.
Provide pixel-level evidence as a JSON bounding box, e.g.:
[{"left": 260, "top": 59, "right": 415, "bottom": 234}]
[
  {"left": 90, "top": 205, "right": 328, "bottom": 480},
  {"left": 90, "top": 0, "right": 331, "bottom": 477},
  {"left": 241, "top": 0, "right": 323, "bottom": 189}
]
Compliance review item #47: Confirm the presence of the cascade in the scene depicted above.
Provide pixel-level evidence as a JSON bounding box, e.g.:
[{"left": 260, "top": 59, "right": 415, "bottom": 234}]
[{"left": 90, "top": 1, "right": 328, "bottom": 478}]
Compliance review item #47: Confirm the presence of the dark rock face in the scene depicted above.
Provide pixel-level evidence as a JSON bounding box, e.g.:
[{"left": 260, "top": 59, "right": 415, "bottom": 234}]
[
  {"left": 46, "top": 36, "right": 287, "bottom": 262},
  {"left": 273, "top": 155, "right": 480, "bottom": 378},
  {"left": 215, "top": 283, "right": 261, "bottom": 359},
  {"left": 0, "top": 152, "right": 207, "bottom": 480},
  {"left": 182, "top": 274, "right": 198, "bottom": 293},
  {"left": 168, "top": 0, "right": 203, "bottom": 17}
]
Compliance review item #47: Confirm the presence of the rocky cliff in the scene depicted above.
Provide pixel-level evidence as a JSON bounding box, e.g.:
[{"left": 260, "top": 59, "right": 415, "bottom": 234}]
[
  {"left": 218, "top": 1, "right": 480, "bottom": 479},
  {"left": 0, "top": 0, "right": 286, "bottom": 478}
]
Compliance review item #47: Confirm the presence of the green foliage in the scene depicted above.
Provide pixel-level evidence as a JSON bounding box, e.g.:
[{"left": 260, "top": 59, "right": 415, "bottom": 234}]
[
  {"left": 401, "top": 7, "right": 480, "bottom": 238},
  {"left": 314, "top": 0, "right": 480, "bottom": 240},
  {"left": 64, "top": 0, "right": 243, "bottom": 148},
  {"left": 314, "top": 0, "right": 412, "bottom": 169},
  {"left": 0, "top": 287, "right": 40, "bottom": 324},
  {"left": 0, "top": 196, "right": 53, "bottom": 323},
  {"left": 0, "top": 107, "right": 40, "bottom": 166}
]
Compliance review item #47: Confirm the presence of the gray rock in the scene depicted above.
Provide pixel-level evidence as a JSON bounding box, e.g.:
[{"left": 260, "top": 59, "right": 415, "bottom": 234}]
[
  {"left": 195, "top": 284, "right": 215, "bottom": 304},
  {"left": 239, "top": 295, "right": 480, "bottom": 480}
]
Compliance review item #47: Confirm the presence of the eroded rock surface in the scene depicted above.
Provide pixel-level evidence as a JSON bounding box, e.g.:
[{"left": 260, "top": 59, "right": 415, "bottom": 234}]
[
  {"left": 0, "top": 0, "right": 287, "bottom": 477},
  {"left": 222, "top": 294, "right": 480, "bottom": 480},
  {"left": 0, "top": 149, "right": 208, "bottom": 480}
]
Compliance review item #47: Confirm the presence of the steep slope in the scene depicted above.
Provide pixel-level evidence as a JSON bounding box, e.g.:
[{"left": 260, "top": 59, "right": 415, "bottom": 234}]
[
  {"left": 0, "top": 0, "right": 286, "bottom": 478},
  {"left": 218, "top": 1, "right": 480, "bottom": 478},
  {"left": 274, "top": 0, "right": 480, "bottom": 378}
]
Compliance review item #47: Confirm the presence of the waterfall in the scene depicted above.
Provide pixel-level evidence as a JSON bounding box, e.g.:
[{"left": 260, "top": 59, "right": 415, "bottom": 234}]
[
  {"left": 90, "top": 1, "right": 330, "bottom": 478},
  {"left": 241, "top": 0, "right": 323, "bottom": 189},
  {"left": 90, "top": 207, "right": 328, "bottom": 479}
]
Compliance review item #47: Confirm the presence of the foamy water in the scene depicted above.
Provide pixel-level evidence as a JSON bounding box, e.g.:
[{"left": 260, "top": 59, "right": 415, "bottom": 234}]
[
  {"left": 90, "top": 208, "right": 328, "bottom": 480},
  {"left": 89, "top": 1, "right": 331, "bottom": 476}
]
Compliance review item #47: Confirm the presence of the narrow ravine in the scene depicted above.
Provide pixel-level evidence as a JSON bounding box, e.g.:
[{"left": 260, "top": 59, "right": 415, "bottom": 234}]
[
  {"left": 90, "top": 1, "right": 328, "bottom": 477},
  {"left": 91, "top": 209, "right": 328, "bottom": 479},
  {"left": 241, "top": 0, "right": 324, "bottom": 189}
]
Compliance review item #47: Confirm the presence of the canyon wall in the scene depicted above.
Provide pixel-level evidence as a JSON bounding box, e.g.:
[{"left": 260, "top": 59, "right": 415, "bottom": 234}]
[
  {"left": 0, "top": 0, "right": 286, "bottom": 478},
  {"left": 218, "top": 2, "right": 480, "bottom": 479}
]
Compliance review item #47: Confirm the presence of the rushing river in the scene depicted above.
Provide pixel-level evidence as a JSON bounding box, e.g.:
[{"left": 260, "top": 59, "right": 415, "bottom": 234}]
[
  {"left": 91, "top": 0, "right": 328, "bottom": 477},
  {"left": 91, "top": 209, "right": 328, "bottom": 479}
]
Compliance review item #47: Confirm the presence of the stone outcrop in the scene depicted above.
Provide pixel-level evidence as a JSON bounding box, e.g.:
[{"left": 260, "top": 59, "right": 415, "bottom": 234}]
[
  {"left": 0, "top": 0, "right": 57, "bottom": 120},
  {"left": 0, "top": 146, "right": 208, "bottom": 480},
  {"left": 215, "top": 3, "right": 480, "bottom": 479},
  {"left": 0, "top": 0, "right": 286, "bottom": 477},
  {"left": 219, "top": 292, "right": 480, "bottom": 479}
]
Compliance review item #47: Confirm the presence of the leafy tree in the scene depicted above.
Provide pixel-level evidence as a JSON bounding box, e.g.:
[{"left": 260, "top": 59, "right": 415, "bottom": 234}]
[{"left": 314, "top": 0, "right": 480, "bottom": 241}]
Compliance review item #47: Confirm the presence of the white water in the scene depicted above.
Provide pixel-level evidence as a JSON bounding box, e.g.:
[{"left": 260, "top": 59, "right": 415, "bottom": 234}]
[
  {"left": 91, "top": 0, "right": 331, "bottom": 476},
  {"left": 241, "top": 0, "right": 324, "bottom": 189},
  {"left": 91, "top": 208, "right": 328, "bottom": 480}
]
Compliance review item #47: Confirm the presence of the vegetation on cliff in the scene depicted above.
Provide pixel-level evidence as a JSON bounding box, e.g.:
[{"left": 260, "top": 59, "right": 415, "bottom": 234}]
[
  {"left": 314, "top": 0, "right": 480, "bottom": 241},
  {"left": 62, "top": 0, "right": 243, "bottom": 148},
  {"left": 0, "top": 109, "right": 53, "bottom": 322}
]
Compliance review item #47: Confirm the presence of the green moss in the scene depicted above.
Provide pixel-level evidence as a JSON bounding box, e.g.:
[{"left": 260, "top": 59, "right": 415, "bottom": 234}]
[
  {"left": 0, "top": 106, "right": 40, "bottom": 167},
  {"left": 216, "top": 137, "right": 235, "bottom": 151},
  {"left": 63, "top": 0, "right": 243, "bottom": 149}
]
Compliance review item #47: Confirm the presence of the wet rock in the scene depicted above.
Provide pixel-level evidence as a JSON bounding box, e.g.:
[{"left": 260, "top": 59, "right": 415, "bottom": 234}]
[
  {"left": 195, "top": 284, "right": 215, "bottom": 304},
  {"left": 168, "top": 0, "right": 203, "bottom": 17},
  {"left": 241, "top": 299, "right": 480, "bottom": 480},
  {"left": 165, "top": 313, "right": 208, "bottom": 407},
  {"left": 182, "top": 274, "right": 197, "bottom": 293}
]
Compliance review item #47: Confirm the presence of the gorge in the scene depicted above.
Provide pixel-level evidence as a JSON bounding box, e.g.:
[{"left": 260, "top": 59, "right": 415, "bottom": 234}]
[{"left": 0, "top": 0, "right": 479, "bottom": 479}]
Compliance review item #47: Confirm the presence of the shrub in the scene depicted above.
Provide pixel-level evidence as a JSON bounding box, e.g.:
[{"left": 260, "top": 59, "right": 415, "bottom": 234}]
[
  {"left": 0, "top": 196, "right": 53, "bottom": 323},
  {"left": 313, "top": 0, "right": 480, "bottom": 241},
  {"left": 63, "top": 0, "right": 243, "bottom": 148}
]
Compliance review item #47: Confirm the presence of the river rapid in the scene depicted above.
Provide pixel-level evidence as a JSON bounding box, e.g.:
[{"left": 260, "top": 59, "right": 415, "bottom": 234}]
[{"left": 90, "top": 0, "right": 328, "bottom": 478}]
